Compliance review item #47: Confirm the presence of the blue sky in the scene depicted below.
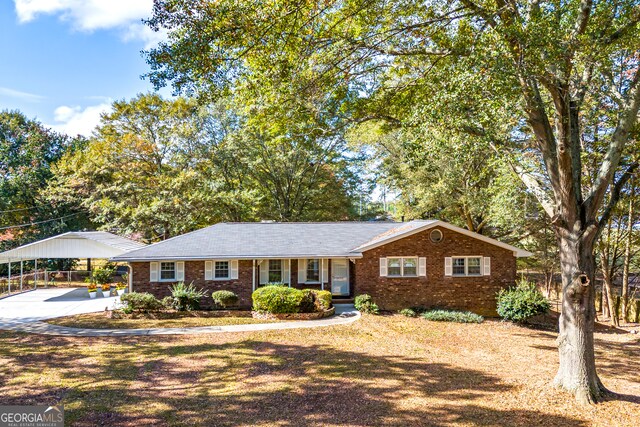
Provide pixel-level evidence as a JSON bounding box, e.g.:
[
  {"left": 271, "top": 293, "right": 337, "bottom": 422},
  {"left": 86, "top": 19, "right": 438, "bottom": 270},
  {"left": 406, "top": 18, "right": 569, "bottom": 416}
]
[{"left": 0, "top": 1, "right": 165, "bottom": 136}]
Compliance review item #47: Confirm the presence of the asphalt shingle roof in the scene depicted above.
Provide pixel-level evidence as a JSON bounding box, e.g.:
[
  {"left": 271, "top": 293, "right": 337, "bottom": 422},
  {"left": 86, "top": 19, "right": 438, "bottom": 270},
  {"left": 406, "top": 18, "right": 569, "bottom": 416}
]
[
  {"left": 112, "top": 222, "right": 402, "bottom": 261},
  {"left": 111, "top": 220, "right": 531, "bottom": 261}
]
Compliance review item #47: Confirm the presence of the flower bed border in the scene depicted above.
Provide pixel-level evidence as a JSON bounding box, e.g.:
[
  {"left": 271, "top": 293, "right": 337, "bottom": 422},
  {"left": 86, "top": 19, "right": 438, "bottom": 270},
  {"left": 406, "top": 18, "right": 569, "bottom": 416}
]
[{"left": 252, "top": 306, "right": 335, "bottom": 320}]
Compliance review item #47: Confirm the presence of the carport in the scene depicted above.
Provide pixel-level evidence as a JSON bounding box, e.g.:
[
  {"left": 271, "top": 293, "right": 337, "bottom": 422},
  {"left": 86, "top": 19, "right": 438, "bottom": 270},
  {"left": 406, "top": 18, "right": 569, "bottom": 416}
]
[{"left": 0, "top": 231, "right": 146, "bottom": 294}]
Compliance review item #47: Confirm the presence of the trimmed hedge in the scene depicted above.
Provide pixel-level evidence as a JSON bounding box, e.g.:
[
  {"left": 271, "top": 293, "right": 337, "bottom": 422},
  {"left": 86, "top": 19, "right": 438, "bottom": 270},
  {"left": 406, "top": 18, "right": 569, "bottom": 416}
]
[
  {"left": 120, "top": 292, "right": 164, "bottom": 313},
  {"left": 354, "top": 294, "right": 379, "bottom": 314},
  {"left": 212, "top": 290, "right": 239, "bottom": 308},
  {"left": 313, "top": 290, "right": 333, "bottom": 311},
  {"left": 422, "top": 309, "right": 484, "bottom": 323},
  {"left": 497, "top": 279, "right": 550, "bottom": 322},
  {"left": 252, "top": 286, "right": 332, "bottom": 314}
]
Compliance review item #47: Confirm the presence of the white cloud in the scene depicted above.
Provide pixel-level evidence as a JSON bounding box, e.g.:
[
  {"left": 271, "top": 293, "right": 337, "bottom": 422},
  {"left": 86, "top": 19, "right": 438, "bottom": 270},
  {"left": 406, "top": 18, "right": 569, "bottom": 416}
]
[
  {"left": 14, "top": 0, "right": 164, "bottom": 46},
  {"left": 0, "top": 86, "right": 45, "bottom": 102},
  {"left": 49, "top": 102, "right": 112, "bottom": 137},
  {"left": 123, "top": 22, "right": 168, "bottom": 49}
]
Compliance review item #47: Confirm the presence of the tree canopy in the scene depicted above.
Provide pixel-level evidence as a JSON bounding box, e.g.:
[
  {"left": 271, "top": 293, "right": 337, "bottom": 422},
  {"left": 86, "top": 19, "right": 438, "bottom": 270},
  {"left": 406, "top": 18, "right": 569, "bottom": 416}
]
[{"left": 144, "top": 0, "right": 640, "bottom": 404}]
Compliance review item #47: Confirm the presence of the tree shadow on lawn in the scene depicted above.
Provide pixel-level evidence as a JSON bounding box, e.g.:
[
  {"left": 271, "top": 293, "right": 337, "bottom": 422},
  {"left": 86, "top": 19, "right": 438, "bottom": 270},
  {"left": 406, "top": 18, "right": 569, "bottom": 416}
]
[
  {"left": 514, "top": 327, "right": 640, "bottom": 388},
  {"left": 0, "top": 335, "right": 591, "bottom": 426}
]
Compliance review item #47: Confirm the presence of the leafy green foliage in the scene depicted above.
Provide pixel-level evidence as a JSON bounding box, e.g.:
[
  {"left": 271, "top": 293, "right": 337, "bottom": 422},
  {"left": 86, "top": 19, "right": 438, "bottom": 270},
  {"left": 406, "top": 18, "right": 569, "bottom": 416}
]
[
  {"left": 0, "top": 110, "right": 90, "bottom": 275},
  {"left": 354, "top": 294, "right": 380, "bottom": 315},
  {"left": 252, "top": 286, "right": 310, "bottom": 314},
  {"left": 497, "top": 279, "right": 551, "bottom": 323},
  {"left": 120, "top": 292, "right": 164, "bottom": 312},
  {"left": 91, "top": 266, "right": 115, "bottom": 285},
  {"left": 421, "top": 310, "right": 484, "bottom": 324},
  {"left": 211, "top": 290, "right": 239, "bottom": 308},
  {"left": 251, "top": 286, "right": 331, "bottom": 314},
  {"left": 399, "top": 308, "right": 417, "bottom": 317},
  {"left": 168, "top": 282, "right": 208, "bottom": 311},
  {"left": 310, "top": 290, "right": 332, "bottom": 311}
]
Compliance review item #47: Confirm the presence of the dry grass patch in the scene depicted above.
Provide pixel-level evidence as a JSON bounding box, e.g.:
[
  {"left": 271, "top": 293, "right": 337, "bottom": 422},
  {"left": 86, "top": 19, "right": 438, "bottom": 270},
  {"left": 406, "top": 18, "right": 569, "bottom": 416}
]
[
  {"left": 0, "top": 314, "right": 637, "bottom": 426},
  {"left": 45, "top": 311, "right": 280, "bottom": 329}
]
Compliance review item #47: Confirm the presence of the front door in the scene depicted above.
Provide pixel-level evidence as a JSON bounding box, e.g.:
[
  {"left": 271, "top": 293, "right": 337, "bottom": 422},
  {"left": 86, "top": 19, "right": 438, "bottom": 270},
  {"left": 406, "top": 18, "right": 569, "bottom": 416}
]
[{"left": 331, "top": 259, "right": 350, "bottom": 296}]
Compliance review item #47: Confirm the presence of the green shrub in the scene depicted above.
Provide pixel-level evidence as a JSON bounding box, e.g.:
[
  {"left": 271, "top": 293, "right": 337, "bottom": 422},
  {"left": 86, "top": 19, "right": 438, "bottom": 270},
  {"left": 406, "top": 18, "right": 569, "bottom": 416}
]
[
  {"left": 422, "top": 309, "right": 484, "bottom": 323},
  {"left": 211, "top": 290, "right": 239, "bottom": 308},
  {"left": 354, "top": 294, "right": 379, "bottom": 314},
  {"left": 410, "top": 306, "right": 428, "bottom": 314},
  {"left": 120, "top": 292, "right": 164, "bottom": 312},
  {"left": 497, "top": 279, "right": 550, "bottom": 322},
  {"left": 92, "top": 266, "right": 115, "bottom": 285},
  {"left": 252, "top": 286, "right": 307, "bottom": 314},
  {"left": 310, "top": 290, "right": 332, "bottom": 311},
  {"left": 399, "top": 308, "right": 417, "bottom": 317},
  {"left": 161, "top": 296, "right": 174, "bottom": 309},
  {"left": 168, "top": 282, "right": 208, "bottom": 311}
]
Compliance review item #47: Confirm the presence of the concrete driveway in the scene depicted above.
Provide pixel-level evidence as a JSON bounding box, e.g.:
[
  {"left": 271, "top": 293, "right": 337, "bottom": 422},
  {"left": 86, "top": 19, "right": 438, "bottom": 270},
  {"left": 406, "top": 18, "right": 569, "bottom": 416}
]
[{"left": 0, "top": 288, "right": 122, "bottom": 323}]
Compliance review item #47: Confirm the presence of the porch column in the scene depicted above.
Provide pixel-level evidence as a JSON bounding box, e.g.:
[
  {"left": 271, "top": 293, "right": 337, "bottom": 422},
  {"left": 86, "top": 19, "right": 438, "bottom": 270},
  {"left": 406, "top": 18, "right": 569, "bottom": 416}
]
[
  {"left": 320, "top": 259, "right": 324, "bottom": 291},
  {"left": 8, "top": 261, "right": 11, "bottom": 294},
  {"left": 252, "top": 259, "right": 256, "bottom": 291},
  {"left": 20, "top": 260, "right": 23, "bottom": 291},
  {"left": 128, "top": 264, "right": 133, "bottom": 293}
]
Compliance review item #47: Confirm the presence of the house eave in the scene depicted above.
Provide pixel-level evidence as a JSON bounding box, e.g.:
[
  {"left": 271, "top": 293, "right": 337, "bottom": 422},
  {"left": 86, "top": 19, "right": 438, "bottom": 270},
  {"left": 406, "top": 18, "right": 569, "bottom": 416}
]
[
  {"left": 111, "top": 253, "right": 364, "bottom": 263},
  {"left": 354, "top": 220, "right": 532, "bottom": 258}
]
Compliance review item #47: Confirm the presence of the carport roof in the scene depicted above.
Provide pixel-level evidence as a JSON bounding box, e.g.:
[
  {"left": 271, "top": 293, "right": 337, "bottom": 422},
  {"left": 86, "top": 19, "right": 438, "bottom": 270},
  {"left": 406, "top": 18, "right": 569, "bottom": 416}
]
[{"left": 0, "top": 231, "right": 146, "bottom": 264}]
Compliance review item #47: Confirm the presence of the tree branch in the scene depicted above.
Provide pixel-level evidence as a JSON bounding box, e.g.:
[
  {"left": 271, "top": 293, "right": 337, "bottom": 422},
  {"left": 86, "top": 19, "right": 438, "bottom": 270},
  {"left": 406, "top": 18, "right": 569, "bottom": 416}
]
[{"left": 585, "top": 68, "right": 640, "bottom": 219}]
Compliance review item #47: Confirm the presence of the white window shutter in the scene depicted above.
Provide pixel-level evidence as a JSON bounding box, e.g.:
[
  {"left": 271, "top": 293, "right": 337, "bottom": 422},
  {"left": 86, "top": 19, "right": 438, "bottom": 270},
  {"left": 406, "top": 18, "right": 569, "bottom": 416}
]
[
  {"left": 483, "top": 257, "right": 491, "bottom": 276},
  {"left": 284, "top": 259, "right": 290, "bottom": 285},
  {"left": 379, "top": 258, "right": 387, "bottom": 277},
  {"left": 230, "top": 260, "right": 239, "bottom": 279},
  {"left": 259, "top": 261, "right": 268, "bottom": 284},
  {"left": 322, "top": 259, "right": 329, "bottom": 283},
  {"left": 150, "top": 262, "right": 159, "bottom": 282},
  {"left": 444, "top": 257, "right": 453, "bottom": 276},
  {"left": 418, "top": 257, "right": 427, "bottom": 277},
  {"left": 298, "top": 259, "right": 307, "bottom": 284},
  {"left": 204, "top": 261, "right": 213, "bottom": 280},
  {"left": 176, "top": 262, "right": 185, "bottom": 281}
]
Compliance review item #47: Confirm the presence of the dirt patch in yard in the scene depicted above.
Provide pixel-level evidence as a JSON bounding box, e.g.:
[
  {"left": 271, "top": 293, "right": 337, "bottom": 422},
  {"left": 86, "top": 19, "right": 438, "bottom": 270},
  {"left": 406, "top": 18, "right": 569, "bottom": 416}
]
[{"left": 0, "top": 315, "right": 638, "bottom": 426}]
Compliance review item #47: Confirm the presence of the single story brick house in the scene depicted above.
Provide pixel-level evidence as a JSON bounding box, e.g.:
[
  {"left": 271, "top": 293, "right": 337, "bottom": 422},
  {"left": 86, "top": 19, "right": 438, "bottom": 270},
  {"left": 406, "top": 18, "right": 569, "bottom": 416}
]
[{"left": 112, "top": 220, "right": 530, "bottom": 315}]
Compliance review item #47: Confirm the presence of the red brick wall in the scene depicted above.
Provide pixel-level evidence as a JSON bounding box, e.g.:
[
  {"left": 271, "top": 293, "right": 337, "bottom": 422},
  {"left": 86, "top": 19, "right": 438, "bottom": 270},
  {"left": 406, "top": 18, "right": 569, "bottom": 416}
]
[
  {"left": 354, "top": 226, "right": 517, "bottom": 316},
  {"left": 130, "top": 260, "right": 255, "bottom": 309},
  {"left": 130, "top": 226, "right": 517, "bottom": 315}
]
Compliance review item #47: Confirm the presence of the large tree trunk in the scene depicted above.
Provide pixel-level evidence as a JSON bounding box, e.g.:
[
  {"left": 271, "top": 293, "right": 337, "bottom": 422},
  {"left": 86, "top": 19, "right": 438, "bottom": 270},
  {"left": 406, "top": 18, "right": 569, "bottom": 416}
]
[{"left": 554, "top": 234, "right": 608, "bottom": 404}]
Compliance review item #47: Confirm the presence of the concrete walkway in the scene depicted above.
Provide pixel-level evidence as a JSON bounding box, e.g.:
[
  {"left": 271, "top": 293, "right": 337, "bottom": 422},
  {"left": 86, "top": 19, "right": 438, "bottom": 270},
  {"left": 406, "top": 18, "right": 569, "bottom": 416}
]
[
  {"left": 0, "top": 287, "right": 123, "bottom": 322},
  {"left": 0, "top": 288, "right": 360, "bottom": 336}
]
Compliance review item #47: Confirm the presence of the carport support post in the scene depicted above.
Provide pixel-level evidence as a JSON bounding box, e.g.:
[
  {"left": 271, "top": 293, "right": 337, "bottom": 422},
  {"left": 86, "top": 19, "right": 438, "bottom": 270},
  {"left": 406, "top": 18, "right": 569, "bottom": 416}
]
[
  {"left": 20, "top": 260, "right": 23, "bottom": 291},
  {"left": 34, "top": 259, "right": 38, "bottom": 288},
  {"left": 8, "top": 261, "right": 11, "bottom": 294}
]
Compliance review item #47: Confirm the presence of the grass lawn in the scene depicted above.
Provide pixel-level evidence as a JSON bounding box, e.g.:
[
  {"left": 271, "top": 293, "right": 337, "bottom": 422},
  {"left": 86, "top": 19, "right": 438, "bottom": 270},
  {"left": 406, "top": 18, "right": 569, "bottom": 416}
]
[
  {"left": 45, "top": 311, "right": 279, "bottom": 329},
  {"left": 0, "top": 315, "right": 637, "bottom": 426}
]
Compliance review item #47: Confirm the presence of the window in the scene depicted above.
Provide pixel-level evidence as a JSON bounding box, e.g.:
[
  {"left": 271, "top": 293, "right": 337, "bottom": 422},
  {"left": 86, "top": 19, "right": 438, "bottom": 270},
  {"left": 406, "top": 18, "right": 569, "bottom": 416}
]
[
  {"left": 467, "top": 257, "right": 482, "bottom": 275},
  {"left": 268, "top": 259, "right": 282, "bottom": 283},
  {"left": 403, "top": 258, "right": 418, "bottom": 276},
  {"left": 452, "top": 258, "right": 465, "bottom": 276},
  {"left": 214, "top": 261, "right": 229, "bottom": 279},
  {"left": 160, "top": 262, "right": 176, "bottom": 281},
  {"left": 387, "top": 257, "right": 418, "bottom": 277},
  {"left": 306, "top": 259, "right": 320, "bottom": 282},
  {"left": 452, "top": 257, "right": 482, "bottom": 276},
  {"left": 387, "top": 258, "right": 402, "bottom": 276},
  {"left": 430, "top": 229, "right": 443, "bottom": 243}
]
